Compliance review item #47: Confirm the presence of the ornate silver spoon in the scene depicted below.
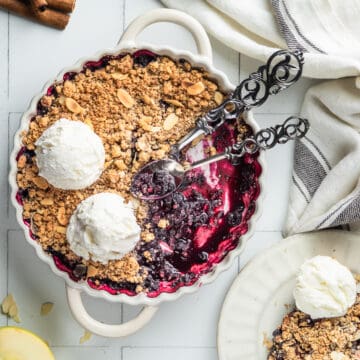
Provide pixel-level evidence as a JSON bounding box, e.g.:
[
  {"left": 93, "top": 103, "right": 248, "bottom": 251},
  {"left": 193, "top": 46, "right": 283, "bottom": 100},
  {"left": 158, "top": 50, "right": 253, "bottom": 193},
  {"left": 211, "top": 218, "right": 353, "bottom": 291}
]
[
  {"left": 131, "top": 116, "right": 309, "bottom": 200},
  {"left": 170, "top": 49, "right": 304, "bottom": 159}
]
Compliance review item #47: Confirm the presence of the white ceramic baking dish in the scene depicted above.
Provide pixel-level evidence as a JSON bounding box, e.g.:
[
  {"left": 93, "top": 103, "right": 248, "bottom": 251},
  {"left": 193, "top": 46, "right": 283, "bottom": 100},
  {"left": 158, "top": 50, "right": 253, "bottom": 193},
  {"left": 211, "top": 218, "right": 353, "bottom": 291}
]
[{"left": 9, "top": 9, "right": 265, "bottom": 337}]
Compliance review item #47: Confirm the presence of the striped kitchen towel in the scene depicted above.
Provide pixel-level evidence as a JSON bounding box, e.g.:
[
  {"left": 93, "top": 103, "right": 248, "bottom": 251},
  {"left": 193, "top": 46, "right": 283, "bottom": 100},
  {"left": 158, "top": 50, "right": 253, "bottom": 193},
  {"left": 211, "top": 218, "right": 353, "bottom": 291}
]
[
  {"left": 161, "top": 0, "right": 360, "bottom": 79},
  {"left": 284, "top": 77, "right": 360, "bottom": 236}
]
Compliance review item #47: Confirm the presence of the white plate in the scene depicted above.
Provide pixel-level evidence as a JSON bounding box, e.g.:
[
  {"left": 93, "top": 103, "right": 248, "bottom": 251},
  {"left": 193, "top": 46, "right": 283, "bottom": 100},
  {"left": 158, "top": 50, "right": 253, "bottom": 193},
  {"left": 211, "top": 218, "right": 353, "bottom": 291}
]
[{"left": 217, "top": 230, "right": 360, "bottom": 360}]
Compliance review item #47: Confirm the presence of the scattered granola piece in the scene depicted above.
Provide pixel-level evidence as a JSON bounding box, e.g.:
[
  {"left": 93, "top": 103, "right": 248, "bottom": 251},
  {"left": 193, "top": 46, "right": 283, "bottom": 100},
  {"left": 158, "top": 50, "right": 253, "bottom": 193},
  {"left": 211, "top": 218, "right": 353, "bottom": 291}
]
[
  {"left": 1, "top": 294, "right": 20, "bottom": 323},
  {"left": 65, "top": 97, "right": 84, "bottom": 114},
  {"left": 79, "top": 330, "right": 92, "bottom": 344},
  {"left": 158, "top": 219, "right": 169, "bottom": 229},
  {"left": 39, "top": 116, "right": 49, "bottom": 127},
  {"left": 1, "top": 294, "right": 14, "bottom": 314},
  {"left": 114, "top": 159, "right": 127, "bottom": 170},
  {"left": 163, "top": 98, "right": 184, "bottom": 107},
  {"left": 117, "top": 89, "right": 135, "bottom": 108},
  {"left": 139, "top": 116, "right": 161, "bottom": 132},
  {"left": 214, "top": 91, "right": 224, "bottom": 105},
  {"left": 57, "top": 207, "right": 68, "bottom": 226},
  {"left": 40, "top": 302, "right": 54, "bottom": 316},
  {"left": 40, "top": 95, "right": 52, "bottom": 108},
  {"left": 55, "top": 226, "right": 66, "bottom": 234},
  {"left": 141, "top": 231, "right": 155, "bottom": 242},
  {"left": 181, "top": 79, "right": 194, "bottom": 88},
  {"left": 141, "top": 94, "right": 154, "bottom": 106},
  {"left": 41, "top": 198, "right": 54, "bottom": 206},
  {"left": 87, "top": 265, "right": 99, "bottom": 278},
  {"left": 163, "top": 113, "right": 178, "bottom": 130},
  {"left": 111, "top": 72, "right": 128, "bottom": 80},
  {"left": 209, "top": 146, "right": 217, "bottom": 156},
  {"left": 32, "top": 176, "right": 49, "bottom": 190},
  {"left": 111, "top": 144, "right": 122, "bottom": 158},
  {"left": 187, "top": 81, "right": 205, "bottom": 95},
  {"left": 330, "top": 352, "right": 349, "bottom": 360},
  {"left": 17, "top": 154, "right": 27, "bottom": 168}
]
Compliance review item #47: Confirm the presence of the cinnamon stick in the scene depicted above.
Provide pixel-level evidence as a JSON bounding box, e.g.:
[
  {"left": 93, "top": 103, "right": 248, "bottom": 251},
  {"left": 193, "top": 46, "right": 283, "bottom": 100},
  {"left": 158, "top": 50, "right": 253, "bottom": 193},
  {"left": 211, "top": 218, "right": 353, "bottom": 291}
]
[
  {"left": 28, "top": 0, "right": 47, "bottom": 13},
  {"left": 0, "top": 0, "right": 69, "bottom": 29},
  {"left": 47, "top": 0, "right": 75, "bottom": 13}
]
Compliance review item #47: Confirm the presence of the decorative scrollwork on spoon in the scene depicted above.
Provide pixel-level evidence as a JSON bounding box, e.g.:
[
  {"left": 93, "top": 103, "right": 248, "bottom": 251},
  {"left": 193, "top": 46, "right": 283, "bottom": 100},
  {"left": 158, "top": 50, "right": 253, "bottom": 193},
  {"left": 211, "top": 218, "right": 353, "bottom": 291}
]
[{"left": 171, "top": 50, "right": 304, "bottom": 158}]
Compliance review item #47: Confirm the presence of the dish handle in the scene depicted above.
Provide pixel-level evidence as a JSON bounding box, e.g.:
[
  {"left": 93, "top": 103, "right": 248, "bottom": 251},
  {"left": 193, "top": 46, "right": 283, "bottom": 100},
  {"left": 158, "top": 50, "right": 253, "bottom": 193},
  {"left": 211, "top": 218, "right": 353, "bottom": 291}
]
[
  {"left": 66, "top": 285, "right": 158, "bottom": 337},
  {"left": 118, "top": 8, "right": 213, "bottom": 62}
]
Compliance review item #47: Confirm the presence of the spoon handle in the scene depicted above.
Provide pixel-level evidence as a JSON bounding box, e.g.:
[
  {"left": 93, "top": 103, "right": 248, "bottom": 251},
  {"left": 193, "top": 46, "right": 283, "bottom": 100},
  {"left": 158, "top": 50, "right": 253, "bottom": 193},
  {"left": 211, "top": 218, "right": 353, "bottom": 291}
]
[
  {"left": 188, "top": 116, "right": 309, "bottom": 170},
  {"left": 226, "top": 116, "right": 309, "bottom": 165},
  {"left": 171, "top": 50, "right": 304, "bottom": 156}
]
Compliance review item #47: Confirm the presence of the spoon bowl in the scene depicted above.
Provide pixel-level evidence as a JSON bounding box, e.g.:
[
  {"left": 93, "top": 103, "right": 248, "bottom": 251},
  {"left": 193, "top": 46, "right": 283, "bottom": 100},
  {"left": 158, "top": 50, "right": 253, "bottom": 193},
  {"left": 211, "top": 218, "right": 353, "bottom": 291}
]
[{"left": 130, "top": 159, "right": 185, "bottom": 200}]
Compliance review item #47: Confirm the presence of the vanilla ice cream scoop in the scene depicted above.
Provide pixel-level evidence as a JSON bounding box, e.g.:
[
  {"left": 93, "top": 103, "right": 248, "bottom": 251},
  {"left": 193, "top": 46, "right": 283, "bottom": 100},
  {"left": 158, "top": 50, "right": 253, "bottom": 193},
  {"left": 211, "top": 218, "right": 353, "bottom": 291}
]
[
  {"left": 294, "top": 255, "right": 356, "bottom": 319},
  {"left": 35, "top": 118, "right": 105, "bottom": 190},
  {"left": 67, "top": 193, "right": 141, "bottom": 264}
]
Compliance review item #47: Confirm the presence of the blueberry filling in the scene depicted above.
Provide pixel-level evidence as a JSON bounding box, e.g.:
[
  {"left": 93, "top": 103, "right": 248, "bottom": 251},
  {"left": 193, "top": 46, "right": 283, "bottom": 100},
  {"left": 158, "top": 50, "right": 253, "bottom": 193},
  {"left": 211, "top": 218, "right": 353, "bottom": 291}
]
[
  {"left": 133, "top": 50, "right": 157, "bottom": 67},
  {"left": 131, "top": 169, "right": 177, "bottom": 198}
]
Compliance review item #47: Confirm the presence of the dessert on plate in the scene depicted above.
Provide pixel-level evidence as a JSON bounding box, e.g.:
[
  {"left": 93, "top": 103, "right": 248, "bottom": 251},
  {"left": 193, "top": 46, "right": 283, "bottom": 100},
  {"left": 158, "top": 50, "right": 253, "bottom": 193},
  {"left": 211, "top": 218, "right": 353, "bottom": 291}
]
[
  {"left": 268, "top": 256, "right": 360, "bottom": 360},
  {"left": 15, "top": 50, "right": 261, "bottom": 297}
]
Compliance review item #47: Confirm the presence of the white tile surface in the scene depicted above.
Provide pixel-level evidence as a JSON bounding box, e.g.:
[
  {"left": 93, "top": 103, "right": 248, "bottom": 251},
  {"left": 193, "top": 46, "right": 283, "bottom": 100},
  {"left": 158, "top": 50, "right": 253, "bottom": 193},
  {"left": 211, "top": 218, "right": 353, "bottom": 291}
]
[
  {"left": 9, "top": 0, "right": 124, "bottom": 112},
  {"left": 52, "top": 346, "right": 120, "bottom": 359},
  {"left": 0, "top": 12, "right": 8, "bottom": 112},
  {"left": 122, "top": 261, "right": 238, "bottom": 347},
  {"left": 0, "top": 0, "right": 317, "bottom": 358},
  {"left": 254, "top": 113, "right": 297, "bottom": 231},
  {"left": 122, "top": 347, "right": 217, "bottom": 360}
]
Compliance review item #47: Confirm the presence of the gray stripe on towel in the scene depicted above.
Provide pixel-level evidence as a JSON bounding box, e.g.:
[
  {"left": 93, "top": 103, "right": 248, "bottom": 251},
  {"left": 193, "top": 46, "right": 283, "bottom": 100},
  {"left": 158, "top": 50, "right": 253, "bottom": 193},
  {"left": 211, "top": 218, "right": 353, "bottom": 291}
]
[
  {"left": 330, "top": 194, "right": 360, "bottom": 227},
  {"left": 271, "top": 0, "right": 307, "bottom": 52},
  {"left": 294, "top": 140, "right": 327, "bottom": 197},
  {"left": 303, "top": 136, "right": 331, "bottom": 171},
  {"left": 271, "top": 0, "right": 325, "bottom": 54},
  {"left": 316, "top": 196, "right": 354, "bottom": 229}
]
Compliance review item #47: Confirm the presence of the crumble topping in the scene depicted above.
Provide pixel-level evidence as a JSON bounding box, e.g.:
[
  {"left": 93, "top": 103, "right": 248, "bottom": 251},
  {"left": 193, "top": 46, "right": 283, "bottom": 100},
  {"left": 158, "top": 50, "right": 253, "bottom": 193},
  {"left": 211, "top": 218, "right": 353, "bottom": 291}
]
[
  {"left": 16, "top": 53, "right": 240, "bottom": 290},
  {"left": 268, "top": 294, "right": 360, "bottom": 360}
]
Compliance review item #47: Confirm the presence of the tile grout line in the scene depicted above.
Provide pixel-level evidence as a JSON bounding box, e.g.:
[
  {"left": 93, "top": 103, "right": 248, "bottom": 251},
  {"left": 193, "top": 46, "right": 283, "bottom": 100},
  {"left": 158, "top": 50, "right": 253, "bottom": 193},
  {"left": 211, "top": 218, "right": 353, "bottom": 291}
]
[
  {"left": 122, "top": 0, "right": 126, "bottom": 31},
  {"left": 121, "top": 346, "right": 217, "bottom": 349},
  {"left": 7, "top": 112, "right": 24, "bottom": 222},
  {"left": 50, "top": 345, "right": 116, "bottom": 349},
  {"left": 121, "top": 302, "right": 124, "bottom": 323},
  {"left": 7, "top": 112, "right": 11, "bottom": 218},
  {"left": 7, "top": 11, "right": 10, "bottom": 100}
]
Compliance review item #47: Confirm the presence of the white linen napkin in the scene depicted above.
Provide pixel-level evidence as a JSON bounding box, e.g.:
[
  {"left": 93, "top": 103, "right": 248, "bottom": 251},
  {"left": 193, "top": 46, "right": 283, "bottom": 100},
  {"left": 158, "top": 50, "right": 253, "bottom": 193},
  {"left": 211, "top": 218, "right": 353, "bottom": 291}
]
[
  {"left": 161, "top": 0, "right": 360, "bottom": 79},
  {"left": 284, "top": 77, "right": 360, "bottom": 236}
]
